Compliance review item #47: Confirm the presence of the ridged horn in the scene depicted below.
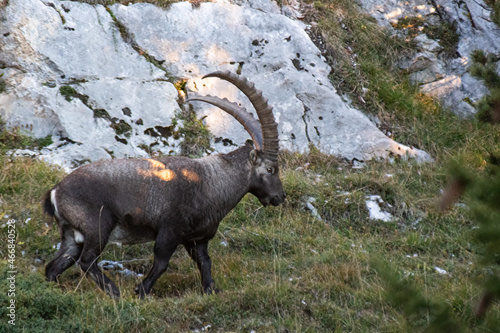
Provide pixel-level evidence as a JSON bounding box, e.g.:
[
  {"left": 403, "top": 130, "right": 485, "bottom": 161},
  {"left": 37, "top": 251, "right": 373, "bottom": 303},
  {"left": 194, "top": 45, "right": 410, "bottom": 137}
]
[
  {"left": 202, "top": 71, "right": 280, "bottom": 161},
  {"left": 185, "top": 94, "right": 263, "bottom": 150}
]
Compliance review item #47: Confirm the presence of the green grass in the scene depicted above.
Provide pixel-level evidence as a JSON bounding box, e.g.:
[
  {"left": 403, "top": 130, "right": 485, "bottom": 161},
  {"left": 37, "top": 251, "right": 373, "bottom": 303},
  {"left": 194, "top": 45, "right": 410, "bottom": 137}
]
[
  {"left": 1, "top": 150, "right": 498, "bottom": 331},
  {"left": 392, "top": 16, "right": 459, "bottom": 57},
  {"left": 1, "top": 0, "right": 500, "bottom": 331},
  {"left": 0, "top": 118, "right": 53, "bottom": 154},
  {"left": 310, "top": 0, "right": 499, "bottom": 164}
]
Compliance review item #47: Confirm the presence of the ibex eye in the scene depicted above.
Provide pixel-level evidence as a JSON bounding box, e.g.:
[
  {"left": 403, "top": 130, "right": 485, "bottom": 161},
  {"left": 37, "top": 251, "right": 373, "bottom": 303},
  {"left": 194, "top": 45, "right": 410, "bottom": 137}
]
[{"left": 267, "top": 167, "right": 274, "bottom": 174}]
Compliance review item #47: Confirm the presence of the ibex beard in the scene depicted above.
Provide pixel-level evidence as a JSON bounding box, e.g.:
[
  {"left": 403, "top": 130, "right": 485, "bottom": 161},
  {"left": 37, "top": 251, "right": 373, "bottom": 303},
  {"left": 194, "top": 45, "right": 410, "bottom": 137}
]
[{"left": 43, "top": 71, "right": 286, "bottom": 298}]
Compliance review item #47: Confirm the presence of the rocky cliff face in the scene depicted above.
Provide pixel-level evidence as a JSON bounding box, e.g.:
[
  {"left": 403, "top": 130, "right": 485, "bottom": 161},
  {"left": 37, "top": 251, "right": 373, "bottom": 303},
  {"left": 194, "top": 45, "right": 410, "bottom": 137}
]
[
  {"left": 358, "top": 0, "right": 500, "bottom": 117},
  {"left": 1, "top": 0, "right": 436, "bottom": 169}
]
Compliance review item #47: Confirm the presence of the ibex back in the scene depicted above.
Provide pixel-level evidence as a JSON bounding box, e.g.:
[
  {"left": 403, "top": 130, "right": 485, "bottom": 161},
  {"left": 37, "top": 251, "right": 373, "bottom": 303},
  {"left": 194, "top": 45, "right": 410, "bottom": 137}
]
[{"left": 43, "top": 71, "right": 286, "bottom": 298}]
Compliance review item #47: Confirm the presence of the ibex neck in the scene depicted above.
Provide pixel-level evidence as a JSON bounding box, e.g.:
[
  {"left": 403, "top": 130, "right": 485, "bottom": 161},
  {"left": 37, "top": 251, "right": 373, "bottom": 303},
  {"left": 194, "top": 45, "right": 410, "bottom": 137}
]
[{"left": 199, "top": 146, "right": 252, "bottom": 209}]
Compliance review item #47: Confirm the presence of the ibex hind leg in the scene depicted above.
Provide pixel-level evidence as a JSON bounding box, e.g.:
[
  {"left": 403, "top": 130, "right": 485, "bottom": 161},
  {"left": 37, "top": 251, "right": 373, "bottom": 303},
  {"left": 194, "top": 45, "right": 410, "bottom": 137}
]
[
  {"left": 77, "top": 211, "right": 120, "bottom": 298},
  {"left": 46, "top": 225, "right": 83, "bottom": 282},
  {"left": 135, "top": 233, "right": 179, "bottom": 299}
]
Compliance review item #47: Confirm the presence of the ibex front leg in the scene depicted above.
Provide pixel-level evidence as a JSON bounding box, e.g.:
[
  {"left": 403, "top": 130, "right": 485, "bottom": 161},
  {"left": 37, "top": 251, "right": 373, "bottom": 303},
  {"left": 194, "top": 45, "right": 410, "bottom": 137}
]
[{"left": 184, "top": 241, "right": 219, "bottom": 294}]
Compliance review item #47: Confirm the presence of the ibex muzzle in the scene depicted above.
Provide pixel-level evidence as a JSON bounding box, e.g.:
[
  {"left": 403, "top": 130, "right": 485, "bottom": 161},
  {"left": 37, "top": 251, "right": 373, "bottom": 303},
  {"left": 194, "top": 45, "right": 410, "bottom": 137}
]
[{"left": 43, "top": 71, "right": 285, "bottom": 298}]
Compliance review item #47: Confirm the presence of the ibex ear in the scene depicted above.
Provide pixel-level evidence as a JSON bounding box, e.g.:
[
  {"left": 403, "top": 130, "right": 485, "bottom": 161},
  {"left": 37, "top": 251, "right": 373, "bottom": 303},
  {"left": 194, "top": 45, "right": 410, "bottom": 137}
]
[
  {"left": 249, "top": 149, "right": 260, "bottom": 165},
  {"left": 244, "top": 139, "right": 254, "bottom": 148}
]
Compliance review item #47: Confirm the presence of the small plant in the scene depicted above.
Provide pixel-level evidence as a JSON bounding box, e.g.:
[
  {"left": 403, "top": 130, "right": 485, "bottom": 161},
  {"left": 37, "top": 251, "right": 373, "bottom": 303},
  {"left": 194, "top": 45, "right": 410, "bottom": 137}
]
[
  {"left": 111, "top": 119, "right": 132, "bottom": 137},
  {"left": 0, "top": 117, "right": 52, "bottom": 153},
  {"left": 173, "top": 79, "right": 187, "bottom": 94},
  {"left": 470, "top": 50, "right": 500, "bottom": 123},
  {"left": 93, "top": 108, "right": 112, "bottom": 120},
  {"left": 0, "top": 74, "right": 6, "bottom": 94},
  {"left": 59, "top": 85, "right": 77, "bottom": 102},
  {"left": 32, "top": 135, "right": 53, "bottom": 148},
  {"left": 391, "top": 16, "right": 425, "bottom": 38},
  {"left": 59, "top": 85, "right": 90, "bottom": 105},
  {"left": 391, "top": 16, "right": 459, "bottom": 57},
  {"left": 173, "top": 105, "right": 213, "bottom": 157},
  {"left": 486, "top": 0, "right": 500, "bottom": 26},
  {"left": 423, "top": 21, "right": 459, "bottom": 57},
  {"left": 138, "top": 143, "right": 153, "bottom": 154}
]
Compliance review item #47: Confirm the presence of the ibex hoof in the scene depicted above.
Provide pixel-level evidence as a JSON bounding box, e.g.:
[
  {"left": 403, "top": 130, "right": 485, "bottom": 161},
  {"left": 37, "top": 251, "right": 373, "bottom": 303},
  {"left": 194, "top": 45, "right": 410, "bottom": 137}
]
[
  {"left": 105, "top": 285, "right": 121, "bottom": 299},
  {"left": 134, "top": 285, "right": 149, "bottom": 299},
  {"left": 203, "top": 286, "right": 221, "bottom": 295}
]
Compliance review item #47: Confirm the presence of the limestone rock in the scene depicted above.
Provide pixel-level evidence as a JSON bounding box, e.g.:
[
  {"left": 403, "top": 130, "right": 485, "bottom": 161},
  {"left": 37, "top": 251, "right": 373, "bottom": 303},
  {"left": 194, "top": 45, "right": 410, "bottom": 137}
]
[
  {"left": 407, "top": 52, "right": 445, "bottom": 84},
  {"left": 414, "top": 34, "right": 442, "bottom": 53},
  {"left": 357, "top": 0, "right": 500, "bottom": 117},
  {"left": 357, "top": 0, "right": 437, "bottom": 27},
  {"left": 113, "top": 2, "right": 431, "bottom": 162},
  {"left": 0, "top": 0, "right": 181, "bottom": 167},
  {"left": 0, "top": 0, "right": 432, "bottom": 170}
]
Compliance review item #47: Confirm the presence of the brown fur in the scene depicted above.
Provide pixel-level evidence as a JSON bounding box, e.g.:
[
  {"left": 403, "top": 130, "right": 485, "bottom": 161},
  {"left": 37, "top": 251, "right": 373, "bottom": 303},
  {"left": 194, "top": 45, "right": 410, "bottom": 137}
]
[{"left": 44, "top": 144, "right": 285, "bottom": 297}]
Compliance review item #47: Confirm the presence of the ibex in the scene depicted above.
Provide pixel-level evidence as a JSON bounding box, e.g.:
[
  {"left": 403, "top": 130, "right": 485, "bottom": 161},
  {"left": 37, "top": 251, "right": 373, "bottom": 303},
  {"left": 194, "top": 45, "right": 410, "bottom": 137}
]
[{"left": 43, "top": 71, "right": 286, "bottom": 298}]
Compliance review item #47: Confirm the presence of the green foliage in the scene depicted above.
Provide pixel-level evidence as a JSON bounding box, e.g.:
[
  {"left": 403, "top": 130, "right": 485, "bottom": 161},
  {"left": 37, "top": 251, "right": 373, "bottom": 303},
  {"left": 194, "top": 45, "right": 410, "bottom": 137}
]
[
  {"left": 470, "top": 50, "right": 500, "bottom": 123},
  {"left": 111, "top": 119, "right": 133, "bottom": 137},
  {"left": 392, "top": 15, "right": 426, "bottom": 38},
  {"left": 391, "top": 15, "right": 459, "bottom": 57},
  {"left": 59, "top": 85, "right": 78, "bottom": 102},
  {"left": 0, "top": 128, "right": 33, "bottom": 153},
  {"left": 173, "top": 79, "right": 187, "bottom": 94},
  {"left": 0, "top": 74, "right": 6, "bottom": 94},
  {"left": 470, "top": 50, "right": 500, "bottom": 90},
  {"left": 0, "top": 264, "right": 81, "bottom": 332},
  {"left": 374, "top": 154, "right": 500, "bottom": 330},
  {"left": 423, "top": 21, "right": 459, "bottom": 57},
  {"left": 373, "top": 259, "right": 465, "bottom": 332},
  {"left": 312, "top": 0, "right": 499, "bottom": 163},
  {"left": 93, "top": 108, "right": 111, "bottom": 120},
  {"left": 475, "top": 89, "right": 500, "bottom": 123},
  {"left": 33, "top": 135, "right": 54, "bottom": 148},
  {"left": 0, "top": 117, "right": 53, "bottom": 153},
  {"left": 485, "top": 0, "right": 500, "bottom": 26},
  {"left": 445, "top": 154, "right": 500, "bottom": 320},
  {"left": 465, "top": 155, "right": 500, "bottom": 267},
  {"left": 0, "top": 156, "right": 63, "bottom": 205},
  {"left": 173, "top": 105, "right": 213, "bottom": 157}
]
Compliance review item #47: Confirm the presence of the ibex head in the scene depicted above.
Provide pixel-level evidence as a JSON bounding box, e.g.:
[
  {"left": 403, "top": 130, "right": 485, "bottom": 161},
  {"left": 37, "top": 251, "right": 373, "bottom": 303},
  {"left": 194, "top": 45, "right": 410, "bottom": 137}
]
[
  {"left": 248, "top": 147, "right": 285, "bottom": 206},
  {"left": 186, "top": 70, "right": 285, "bottom": 206}
]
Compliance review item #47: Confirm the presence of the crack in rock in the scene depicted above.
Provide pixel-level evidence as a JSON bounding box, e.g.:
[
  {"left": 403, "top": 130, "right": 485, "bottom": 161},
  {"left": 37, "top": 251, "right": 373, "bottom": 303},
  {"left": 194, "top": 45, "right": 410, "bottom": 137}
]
[
  {"left": 301, "top": 102, "right": 312, "bottom": 143},
  {"left": 106, "top": 7, "right": 170, "bottom": 76},
  {"left": 0, "top": 0, "right": 435, "bottom": 169}
]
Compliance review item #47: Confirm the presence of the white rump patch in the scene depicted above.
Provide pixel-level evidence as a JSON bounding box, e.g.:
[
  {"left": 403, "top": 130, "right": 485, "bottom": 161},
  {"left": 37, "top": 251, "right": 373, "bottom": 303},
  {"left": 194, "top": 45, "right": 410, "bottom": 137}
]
[
  {"left": 50, "top": 189, "right": 62, "bottom": 219},
  {"left": 74, "top": 230, "right": 85, "bottom": 244}
]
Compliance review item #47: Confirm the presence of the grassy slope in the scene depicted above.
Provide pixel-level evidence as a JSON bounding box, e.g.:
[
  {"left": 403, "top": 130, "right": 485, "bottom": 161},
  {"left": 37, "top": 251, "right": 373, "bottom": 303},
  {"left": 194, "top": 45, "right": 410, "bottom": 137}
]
[{"left": 1, "top": 0, "right": 500, "bottom": 332}]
